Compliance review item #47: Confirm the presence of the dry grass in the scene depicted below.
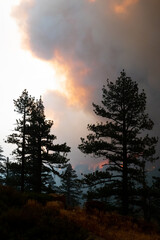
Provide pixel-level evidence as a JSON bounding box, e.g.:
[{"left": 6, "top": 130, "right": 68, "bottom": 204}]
[
  {"left": 59, "top": 208, "right": 160, "bottom": 240},
  {"left": 0, "top": 186, "right": 159, "bottom": 240},
  {"left": 46, "top": 200, "right": 65, "bottom": 209}
]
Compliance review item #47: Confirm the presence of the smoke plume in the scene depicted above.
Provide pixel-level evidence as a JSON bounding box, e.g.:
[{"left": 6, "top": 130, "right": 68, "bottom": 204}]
[{"left": 12, "top": 0, "right": 160, "bottom": 165}]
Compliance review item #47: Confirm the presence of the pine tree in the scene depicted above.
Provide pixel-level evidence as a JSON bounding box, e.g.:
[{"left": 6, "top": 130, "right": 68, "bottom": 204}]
[
  {"left": 27, "top": 97, "right": 70, "bottom": 193},
  {"left": 0, "top": 146, "right": 22, "bottom": 188},
  {"left": 6, "top": 162, "right": 22, "bottom": 189},
  {"left": 152, "top": 169, "right": 160, "bottom": 221},
  {"left": 60, "top": 163, "right": 82, "bottom": 207},
  {"left": 7, "top": 90, "right": 70, "bottom": 193},
  {"left": 153, "top": 169, "right": 160, "bottom": 189},
  {"left": 6, "top": 89, "right": 35, "bottom": 191},
  {"left": 0, "top": 146, "right": 7, "bottom": 184},
  {"left": 134, "top": 158, "right": 152, "bottom": 220},
  {"left": 79, "top": 70, "right": 158, "bottom": 215}
]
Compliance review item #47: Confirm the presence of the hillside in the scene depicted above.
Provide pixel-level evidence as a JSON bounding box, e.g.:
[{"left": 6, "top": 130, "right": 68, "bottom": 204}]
[{"left": 0, "top": 186, "right": 159, "bottom": 240}]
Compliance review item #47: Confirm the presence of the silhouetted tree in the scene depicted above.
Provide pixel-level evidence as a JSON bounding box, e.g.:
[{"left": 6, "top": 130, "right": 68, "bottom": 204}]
[
  {"left": 60, "top": 163, "right": 82, "bottom": 207},
  {"left": 5, "top": 162, "right": 22, "bottom": 189},
  {"left": 153, "top": 169, "right": 160, "bottom": 189},
  {"left": 134, "top": 158, "right": 152, "bottom": 220},
  {"left": 6, "top": 90, "right": 35, "bottom": 191},
  {"left": 151, "top": 169, "right": 160, "bottom": 221},
  {"left": 0, "top": 147, "right": 21, "bottom": 188},
  {"left": 0, "top": 146, "right": 7, "bottom": 184},
  {"left": 27, "top": 97, "right": 70, "bottom": 193},
  {"left": 79, "top": 70, "right": 158, "bottom": 215},
  {"left": 7, "top": 90, "right": 70, "bottom": 193}
]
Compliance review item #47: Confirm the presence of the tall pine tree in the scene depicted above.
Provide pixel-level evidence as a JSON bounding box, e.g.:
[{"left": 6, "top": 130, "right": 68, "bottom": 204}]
[
  {"left": 7, "top": 90, "right": 70, "bottom": 193},
  {"left": 27, "top": 97, "right": 70, "bottom": 193},
  {"left": 79, "top": 70, "right": 158, "bottom": 215},
  {"left": 7, "top": 90, "right": 35, "bottom": 191}
]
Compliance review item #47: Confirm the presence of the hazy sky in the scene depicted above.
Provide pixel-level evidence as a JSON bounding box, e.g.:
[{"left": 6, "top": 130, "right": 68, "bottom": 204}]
[{"left": 1, "top": 0, "right": 160, "bottom": 169}]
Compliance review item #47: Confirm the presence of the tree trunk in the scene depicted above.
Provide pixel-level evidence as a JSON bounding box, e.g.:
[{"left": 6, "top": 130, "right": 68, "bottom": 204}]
[
  {"left": 122, "top": 88, "right": 128, "bottom": 215},
  {"left": 37, "top": 136, "right": 42, "bottom": 193},
  {"left": 21, "top": 110, "right": 26, "bottom": 192}
]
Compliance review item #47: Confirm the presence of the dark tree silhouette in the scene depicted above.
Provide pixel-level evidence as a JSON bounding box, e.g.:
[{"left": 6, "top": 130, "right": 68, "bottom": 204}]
[
  {"left": 6, "top": 89, "right": 35, "bottom": 191},
  {"left": 0, "top": 146, "right": 7, "bottom": 184},
  {"left": 79, "top": 70, "right": 158, "bottom": 215},
  {"left": 7, "top": 90, "right": 70, "bottom": 193},
  {"left": 27, "top": 97, "right": 70, "bottom": 193},
  {"left": 60, "top": 163, "right": 82, "bottom": 207},
  {"left": 151, "top": 169, "right": 160, "bottom": 221},
  {"left": 5, "top": 162, "right": 22, "bottom": 189},
  {"left": 153, "top": 169, "right": 160, "bottom": 189}
]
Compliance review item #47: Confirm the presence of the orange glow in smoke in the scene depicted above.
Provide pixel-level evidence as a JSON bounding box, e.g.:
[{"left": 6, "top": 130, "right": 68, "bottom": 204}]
[
  {"left": 12, "top": 2, "right": 92, "bottom": 109},
  {"left": 99, "top": 159, "right": 109, "bottom": 169},
  {"left": 89, "top": 159, "right": 109, "bottom": 171},
  {"left": 51, "top": 50, "right": 91, "bottom": 108},
  {"left": 114, "top": 0, "right": 139, "bottom": 14}
]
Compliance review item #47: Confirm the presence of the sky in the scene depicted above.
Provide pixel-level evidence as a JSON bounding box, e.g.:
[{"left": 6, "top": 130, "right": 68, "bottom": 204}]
[{"left": 0, "top": 0, "right": 160, "bottom": 170}]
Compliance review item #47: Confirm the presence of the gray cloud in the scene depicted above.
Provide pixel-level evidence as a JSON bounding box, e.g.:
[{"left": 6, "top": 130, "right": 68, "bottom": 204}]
[{"left": 13, "top": 0, "right": 160, "bottom": 91}]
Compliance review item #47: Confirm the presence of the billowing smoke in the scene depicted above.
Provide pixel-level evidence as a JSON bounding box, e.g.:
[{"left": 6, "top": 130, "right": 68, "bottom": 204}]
[
  {"left": 12, "top": 0, "right": 160, "bottom": 166},
  {"left": 13, "top": 0, "right": 160, "bottom": 100}
]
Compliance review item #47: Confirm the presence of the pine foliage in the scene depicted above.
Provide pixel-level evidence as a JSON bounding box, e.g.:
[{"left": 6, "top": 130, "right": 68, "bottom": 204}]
[
  {"left": 60, "top": 163, "right": 82, "bottom": 207},
  {"left": 6, "top": 90, "right": 70, "bottom": 192},
  {"left": 79, "top": 70, "right": 158, "bottom": 214}
]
